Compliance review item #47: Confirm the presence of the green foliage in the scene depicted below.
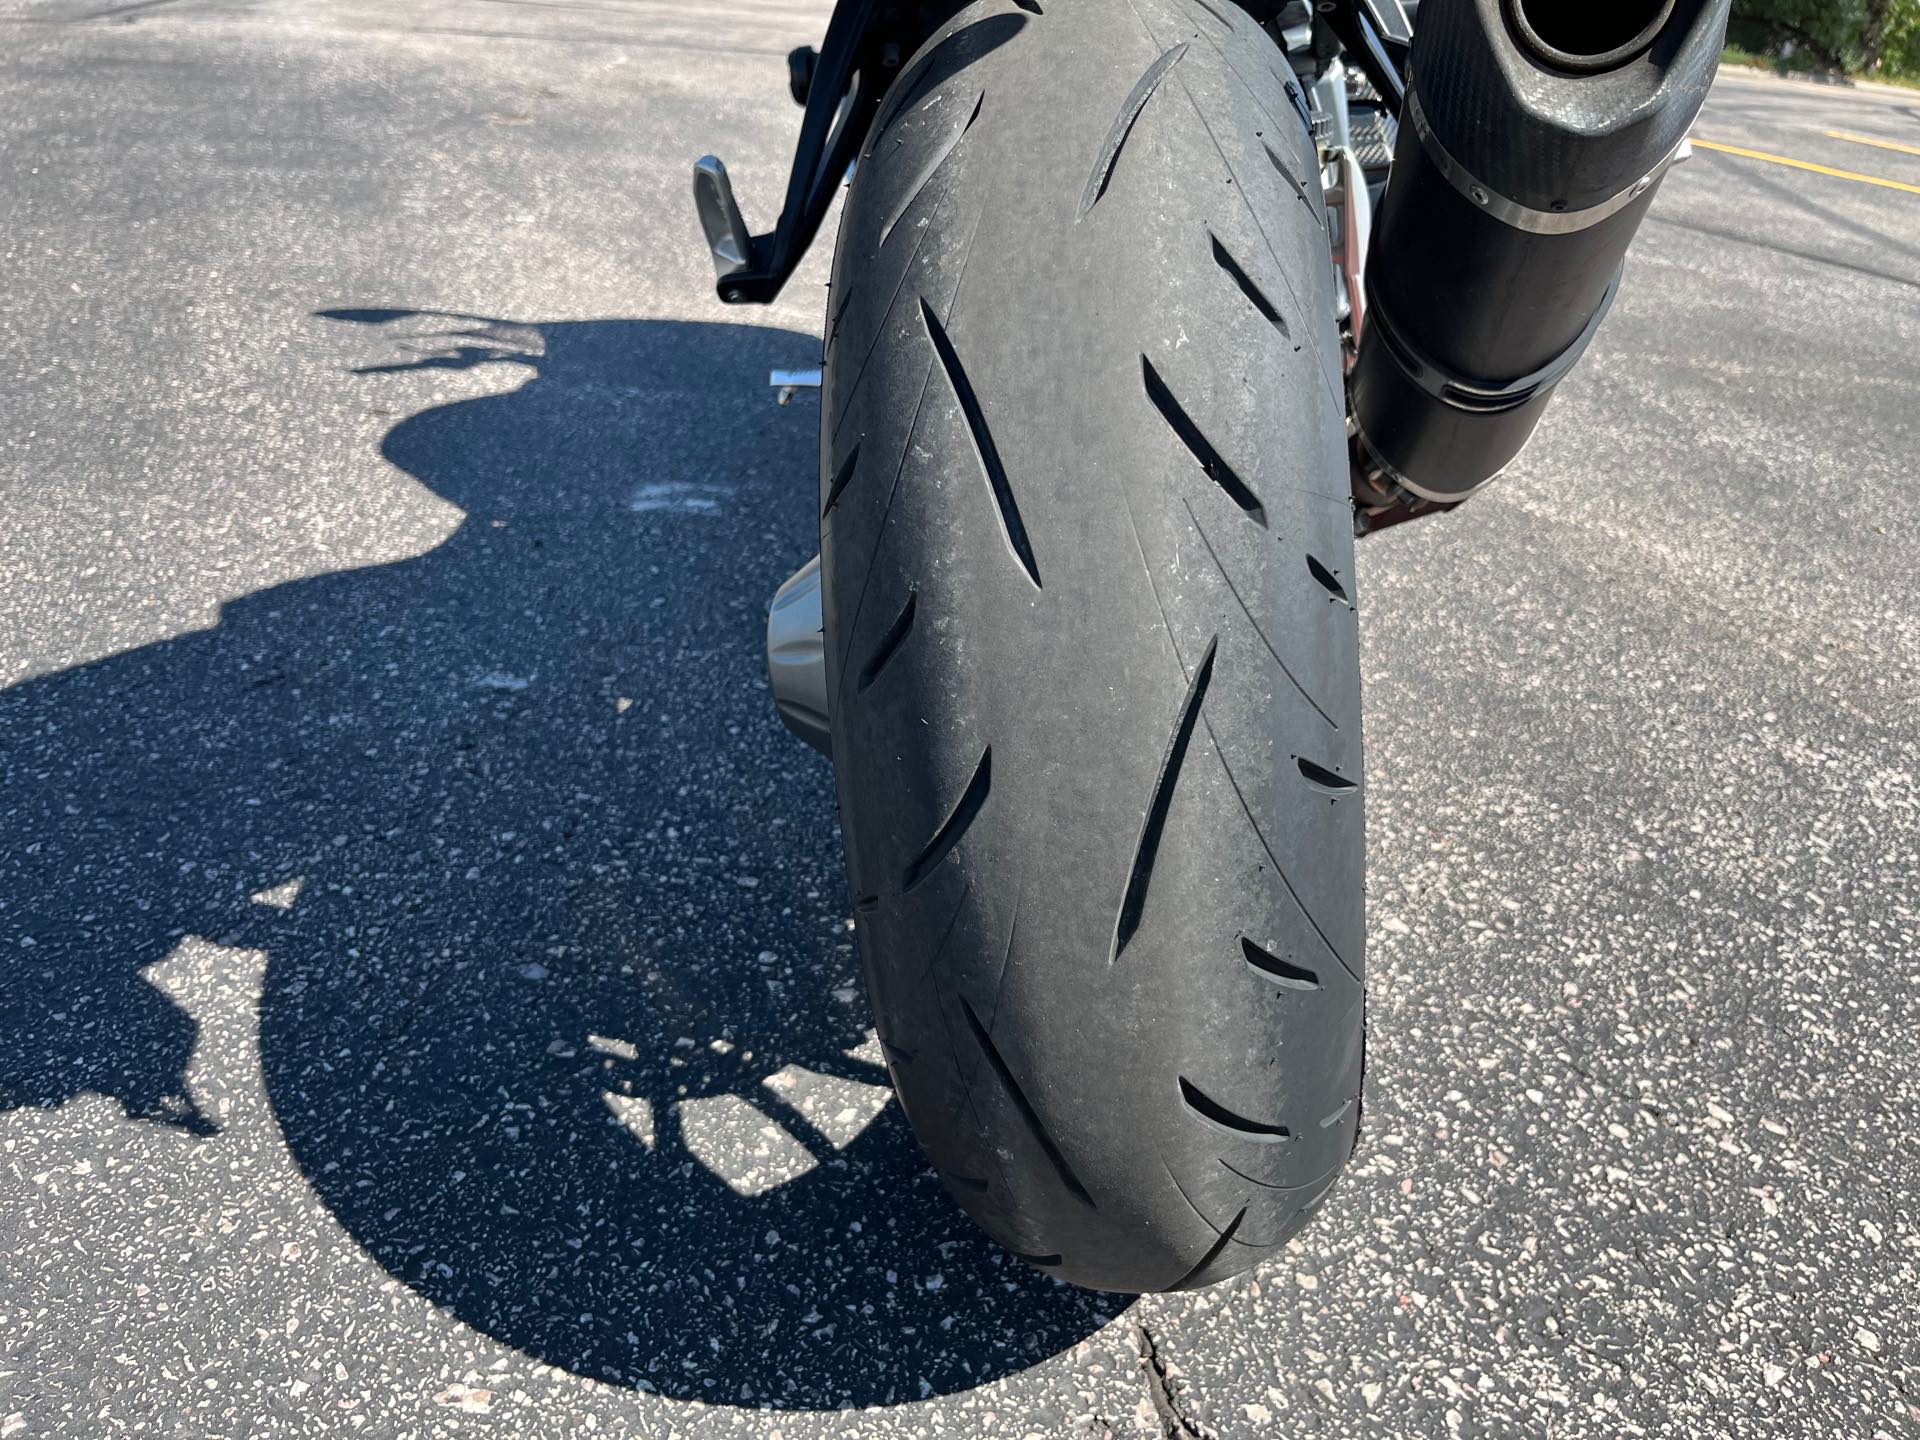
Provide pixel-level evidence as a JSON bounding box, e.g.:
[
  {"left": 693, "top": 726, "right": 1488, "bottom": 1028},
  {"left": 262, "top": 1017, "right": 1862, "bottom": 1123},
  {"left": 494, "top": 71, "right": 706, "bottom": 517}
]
[
  {"left": 1885, "top": 2, "right": 1920, "bottom": 74},
  {"left": 1722, "top": 39, "right": 1834, "bottom": 75},
  {"left": 1728, "top": 0, "right": 1920, "bottom": 78}
]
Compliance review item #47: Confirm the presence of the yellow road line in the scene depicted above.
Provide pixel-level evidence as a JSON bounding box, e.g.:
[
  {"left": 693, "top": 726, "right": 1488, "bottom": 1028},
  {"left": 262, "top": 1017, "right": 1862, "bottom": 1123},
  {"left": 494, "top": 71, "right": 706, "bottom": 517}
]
[
  {"left": 1691, "top": 137, "right": 1920, "bottom": 195},
  {"left": 1826, "top": 129, "right": 1920, "bottom": 159}
]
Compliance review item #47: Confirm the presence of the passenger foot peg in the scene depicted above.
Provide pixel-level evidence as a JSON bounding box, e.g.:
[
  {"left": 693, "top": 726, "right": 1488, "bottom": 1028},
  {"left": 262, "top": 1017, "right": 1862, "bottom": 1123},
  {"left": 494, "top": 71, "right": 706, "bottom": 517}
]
[{"left": 692, "top": 157, "right": 756, "bottom": 301}]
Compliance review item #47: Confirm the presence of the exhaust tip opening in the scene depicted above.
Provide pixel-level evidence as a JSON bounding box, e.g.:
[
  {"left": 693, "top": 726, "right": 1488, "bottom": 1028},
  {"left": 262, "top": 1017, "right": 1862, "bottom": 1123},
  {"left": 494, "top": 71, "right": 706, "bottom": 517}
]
[{"left": 1508, "top": 0, "right": 1678, "bottom": 73}]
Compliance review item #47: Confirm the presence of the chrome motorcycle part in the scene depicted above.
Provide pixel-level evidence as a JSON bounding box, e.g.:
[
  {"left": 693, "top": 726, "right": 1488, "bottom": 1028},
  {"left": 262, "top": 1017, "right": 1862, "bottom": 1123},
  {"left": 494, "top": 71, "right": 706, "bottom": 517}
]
[
  {"left": 692, "top": 157, "right": 753, "bottom": 283},
  {"left": 770, "top": 367, "right": 823, "bottom": 405},
  {"left": 1311, "top": 56, "right": 1354, "bottom": 158},
  {"left": 1325, "top": 144, "right": 1374, "bottom": 362},
  {"left": 767, "top": 555, "right": 829, "bottom": 756}
]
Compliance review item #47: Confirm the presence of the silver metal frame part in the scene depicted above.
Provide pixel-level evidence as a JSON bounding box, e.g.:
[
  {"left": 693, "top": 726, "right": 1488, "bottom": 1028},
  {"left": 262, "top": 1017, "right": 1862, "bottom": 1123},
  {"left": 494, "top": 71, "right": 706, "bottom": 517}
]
[
  {"left": 1312, "top": 59, "right": 1354, "bottom": 158},
  {"left": 1324, "top": 145, "right": 1375, "bottom": 353}
]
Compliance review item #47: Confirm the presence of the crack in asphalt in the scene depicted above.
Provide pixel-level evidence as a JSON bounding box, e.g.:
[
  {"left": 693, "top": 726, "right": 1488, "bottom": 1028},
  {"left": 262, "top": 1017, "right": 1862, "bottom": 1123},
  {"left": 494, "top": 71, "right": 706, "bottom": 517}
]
[{"left": 1133, "top": 1323, "right": 1214, "bottom": 1439}]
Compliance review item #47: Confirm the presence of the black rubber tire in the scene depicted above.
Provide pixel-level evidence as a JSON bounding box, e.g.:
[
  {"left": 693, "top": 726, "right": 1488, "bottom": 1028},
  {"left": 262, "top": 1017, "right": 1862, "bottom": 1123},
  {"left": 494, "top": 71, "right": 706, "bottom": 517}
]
[{"left": 819, "top": 0, "right": 1364, "bottom": 1294}]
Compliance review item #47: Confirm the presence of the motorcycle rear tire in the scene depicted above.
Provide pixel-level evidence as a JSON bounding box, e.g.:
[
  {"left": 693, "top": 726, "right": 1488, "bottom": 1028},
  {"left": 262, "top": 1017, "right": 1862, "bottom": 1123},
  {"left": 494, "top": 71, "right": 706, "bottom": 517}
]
[{"left": 820, "top": 0, "right": 1365, "bottom": 1294}]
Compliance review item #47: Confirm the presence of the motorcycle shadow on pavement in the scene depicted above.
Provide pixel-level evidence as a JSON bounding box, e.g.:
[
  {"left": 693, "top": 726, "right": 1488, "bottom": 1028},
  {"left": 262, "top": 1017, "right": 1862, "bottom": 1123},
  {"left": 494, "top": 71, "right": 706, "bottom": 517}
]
[{"left": 0, "top": 310, "right": 1115, "bottom": 1408}]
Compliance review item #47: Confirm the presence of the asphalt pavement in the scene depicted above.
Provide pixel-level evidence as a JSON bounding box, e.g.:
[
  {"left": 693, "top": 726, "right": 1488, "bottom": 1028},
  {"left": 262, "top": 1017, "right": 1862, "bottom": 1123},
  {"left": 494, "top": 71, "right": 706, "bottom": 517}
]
[{"left": 2, "top": 3, "right": 1916, "bottom": 1436}]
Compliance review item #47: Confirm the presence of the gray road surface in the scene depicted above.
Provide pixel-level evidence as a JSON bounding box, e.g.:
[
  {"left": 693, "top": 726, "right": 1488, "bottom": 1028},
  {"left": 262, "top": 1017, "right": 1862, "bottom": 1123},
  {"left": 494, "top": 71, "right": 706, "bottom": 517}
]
[{"left": 2, "top": 3, "right": 1916, "bottom": 1436}]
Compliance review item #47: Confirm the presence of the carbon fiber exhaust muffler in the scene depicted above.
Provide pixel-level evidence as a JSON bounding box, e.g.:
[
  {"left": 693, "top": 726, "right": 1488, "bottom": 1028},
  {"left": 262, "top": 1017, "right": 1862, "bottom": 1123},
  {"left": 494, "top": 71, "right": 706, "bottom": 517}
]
[{"left": 1350, "top": 0, "right": 1730, "bottom": 502}]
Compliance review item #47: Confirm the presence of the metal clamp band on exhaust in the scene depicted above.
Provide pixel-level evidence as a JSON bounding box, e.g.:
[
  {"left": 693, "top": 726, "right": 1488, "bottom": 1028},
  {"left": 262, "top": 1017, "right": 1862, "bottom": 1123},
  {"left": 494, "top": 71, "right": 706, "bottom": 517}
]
[
  {"left": 1404, "top": 86, "right": 1686, "bottom": 236},
  {"left": 1355, "top": 266, "right": 1623, "bottom": 504},
  {"left": 1367, "top": 264, "right": 1622, "bottom": 414}
]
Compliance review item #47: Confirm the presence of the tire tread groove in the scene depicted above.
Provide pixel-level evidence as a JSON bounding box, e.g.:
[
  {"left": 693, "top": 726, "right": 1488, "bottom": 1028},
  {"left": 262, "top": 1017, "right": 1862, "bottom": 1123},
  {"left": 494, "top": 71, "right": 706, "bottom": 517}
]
[
  {"left": 1113, "top": 634, "right": 1219, "bottom": 960},
  {"left": 903, "top": 746, "right": 992, "bottom": 891},
  {"left": 1080, "top": 43, "right": 1188, "bottom": 217},
  {"left": 962, "top": 994, "right": 1098, "bottom": 1208},
  {"left": 922, "top": 299, "right": 1042, "bottom": 587},
  {"left": 1144, "top": 357, "right": 1267, "bottom": 526}
]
